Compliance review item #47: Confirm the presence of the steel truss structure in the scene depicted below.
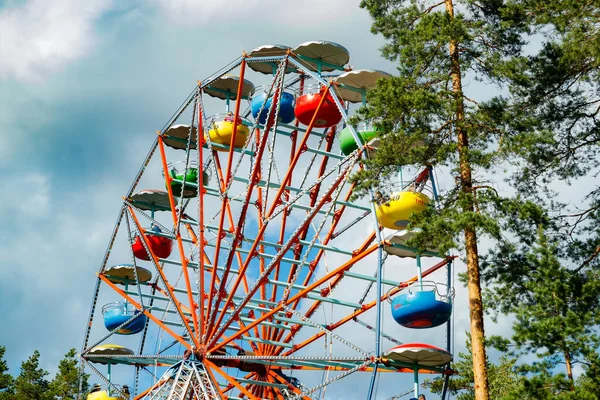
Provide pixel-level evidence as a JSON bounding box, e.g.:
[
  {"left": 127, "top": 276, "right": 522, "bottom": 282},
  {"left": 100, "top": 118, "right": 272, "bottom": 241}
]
[{"left": 79, "top": 45, "right": 454, "bottom": 400}]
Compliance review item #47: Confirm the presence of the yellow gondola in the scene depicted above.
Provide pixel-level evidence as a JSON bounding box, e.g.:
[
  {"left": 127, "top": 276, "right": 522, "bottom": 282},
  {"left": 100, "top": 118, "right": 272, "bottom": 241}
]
[
  {"left": 87, "top": 383, "right": 130, "bottom": 400},
  {"left": 206, "top": 114, "right": 249, "bottom": 151},
  {"left": 87, "top": 391, "right": 124, "bottom": 400},
  {"left": 375, "top": 191, "right": 430, "bottom": 229}
]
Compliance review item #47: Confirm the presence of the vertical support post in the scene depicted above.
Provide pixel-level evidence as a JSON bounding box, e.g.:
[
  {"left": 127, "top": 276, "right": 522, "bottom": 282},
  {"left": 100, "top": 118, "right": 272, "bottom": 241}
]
[
  {"left": 413, "top": 363, "right": 419, "bottom": 398},
  {"left": 107, "top": 364, "right": 112, "bottom": 395},
  {"left": 416, "top": 254, "right": 423, "bottom": 289},
  {"left": 441, "top": 258, "right": 453, "bottom": 400},
  {"left": 446, "top": 259, "right": 452, "bottom": 352},
  {"left": 124, "top": 282, "right": 129, "bottom": 310},
  {"left": 399, "top": 168, "right": 404, "bottom": 190},
  {"left": 441, "top": 374, "right": 450, "bottom": 400},
  {"left": 367, "top": 195, "right": 384, "bottom": 400},
  {"left": 226, "top": 93, "right": 231, "bottom": 113},
  {"left": 427, "top": 164, "right": 439, "bottom": 201}
]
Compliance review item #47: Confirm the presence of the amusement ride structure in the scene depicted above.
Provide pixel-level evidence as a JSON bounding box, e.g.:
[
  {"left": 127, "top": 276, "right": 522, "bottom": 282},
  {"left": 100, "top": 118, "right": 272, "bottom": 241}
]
[{"left": 79, "top": 41, "right": 455, "bottom": 400}]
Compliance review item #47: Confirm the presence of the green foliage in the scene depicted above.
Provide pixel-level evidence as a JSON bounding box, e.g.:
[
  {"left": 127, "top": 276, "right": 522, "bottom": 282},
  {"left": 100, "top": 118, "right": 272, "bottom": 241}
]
[
  {"left": 425, "top": 336, "right": 523, "bottom": 399},
  {"left": 13, "top": 350, "right": 53, "bottom": 400},
  {"left": 482, "top": 221, "right": 600, "bottom": 397},
  {"left": 357, "top": 1, "right": 535, "bottom": 397},
  {"left": 497, "top": 0, "right": 600, "bottom": 274},
  {"left": 355, "top": 0, "right": 531, "bottom": 252},
  {"left": 359, "top": 1, "right": 600, "bottom": 399},
  {"left": 50, "top": 349, "right": 88, "bottom": 400},
  {"left": 502, "top": 0, "right": 600, "bottom": 192},
  {"left": 0, "top": 346, "right": 14, "bottom": 399},
  {"left": 0, "top": 348, "right": 89, "bottom": 400},
  {"left": 478, "top": 2, "right": 600, "bottom": 394},
  {"left": 428, "top": 335, "right": 600, "bottom": 399}
]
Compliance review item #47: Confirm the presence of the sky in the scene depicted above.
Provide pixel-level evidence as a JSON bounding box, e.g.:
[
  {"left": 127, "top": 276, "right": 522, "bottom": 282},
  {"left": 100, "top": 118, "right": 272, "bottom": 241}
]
[{"left": 0, "top": 0, "right": 535, "bottom": 398}]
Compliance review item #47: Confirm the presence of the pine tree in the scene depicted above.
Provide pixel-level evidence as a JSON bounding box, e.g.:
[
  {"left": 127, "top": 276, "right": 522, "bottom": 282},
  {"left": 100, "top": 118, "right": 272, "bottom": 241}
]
[
  {"left": 426, "top": 336, "right": 523, "bottom": 399},
  {"left": 357, "top": 1, "right": 527, "bottom": 398},
  {"left": 482, "top": 222, "right": 600, "bottom": 398},
  {"left": 475, "top": 1, "right": 600, "bottom": 396},
  {"left": 0, "top": 346, "right": 14, "bottom": 399},
  {"left": 498, "top": 0, "right": 600, "bottom": 270},
  {"left": 50, "top": 349, "right": 88, "bottom": 400},
  {"left": 13, "top": 350, "right": 52, "bottom": 400}
]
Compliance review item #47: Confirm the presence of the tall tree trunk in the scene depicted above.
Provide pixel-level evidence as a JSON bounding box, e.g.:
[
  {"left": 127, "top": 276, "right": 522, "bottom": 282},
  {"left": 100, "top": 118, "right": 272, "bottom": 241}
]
[
  {"left": 564, "top": 348, "right": 574, "bottom": 388},
  {"left": 553, "top": 293, "right": 574, "bottom": 389},
  {"left": 444, "top": 0, "right": 490, "bottom": 399}
]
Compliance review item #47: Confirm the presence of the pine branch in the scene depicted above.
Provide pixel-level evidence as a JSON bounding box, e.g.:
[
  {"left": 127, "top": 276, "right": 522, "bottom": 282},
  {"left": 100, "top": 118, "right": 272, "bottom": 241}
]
[
  {"left": 411, "top": 1, "right": 445, "bottom": 25},
  {"left": 575, "top": 245, "right": 600, "bottom": 273}
]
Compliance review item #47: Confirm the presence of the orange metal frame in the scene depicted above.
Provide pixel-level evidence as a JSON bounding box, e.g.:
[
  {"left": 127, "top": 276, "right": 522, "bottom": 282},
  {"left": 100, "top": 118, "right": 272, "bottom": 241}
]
[
  {"left": 98, "top": 273, "right": 191, "bottom": 350},
  {"left": 157, "top": 135, "right": 200, "bottom": 340},
  {"left": 281, "top": 257, "right": 455, "bottom": 356},
  {"left": 127, "top": 207, "right": 200, "bottom": 349},
  {"left": 205, "top": 58, "right": 285, "bottom": 337},
  {"left": 208, "top": 153, "right": 358, "bottom": 347},
  {"left": 205, "top": 58, "right": 249, "bottom": 331},
  {"left": 205, "top": 359, "right": 259, "bottom": 400},
  {"left": 207, "top": 63, "right": 292, "bottom": 339},
  {"left": 209, "top": 242, "right": 379, "bottom": 353}
]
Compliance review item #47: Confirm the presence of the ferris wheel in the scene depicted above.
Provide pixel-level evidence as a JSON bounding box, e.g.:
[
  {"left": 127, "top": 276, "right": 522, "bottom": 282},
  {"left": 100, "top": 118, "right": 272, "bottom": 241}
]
[{"left": 79, "top": 41, "right": 455, "bottom": 400}]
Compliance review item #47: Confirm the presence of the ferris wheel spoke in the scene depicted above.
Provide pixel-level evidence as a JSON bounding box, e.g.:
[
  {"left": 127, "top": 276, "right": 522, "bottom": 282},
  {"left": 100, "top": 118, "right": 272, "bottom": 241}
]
[
  {"left": 271, "top": 128, "right": 338, "bottom": 304},
  {"left": 297, "top": 181, "right": 361, "bottom": 289},
  {"left": 251, "top": 132, "right": 272, "bottom": 339},
  {"left": 298, "top": 359, "right": 374, "bottom": 400},
  {"left": 282, "top": 257, "right": 452, "bottom": 358},
  {"left": 266, "top": 232, "right": 377, "bottom": 355},
  {"left": 205, "top": 359, "right": 260, "bottom": 400},
  {"left": 263, "top": 375, "right": 284, "bottom": 400},
  {"left": 204, "top": 60, "right": 254, "bottom": 333},
  {"left": 264, "top": 87, "right": 332, "bottom": 220},
  {"left": 292, "top": 231, "right": 377, "bottom": 322},
  {"left": 219, "top": 371, "right": 256, "bottom": 396},
  {"left": 208, "top": 159, "right": 357, "bottom": 347},
  {"left": 127, "top": 207, "right": 200, "bottom": 347},
  {"left": 206, "top": 105, "right": 282, "bottom": 339},
  {"left": 264, "top": 180, "right": 358, "bottom": 354},
  {"left": 158, "top": 134, "right": 201, "bottom": 342},
  {"left": 194, "top": 95, "right": 210, "bottom": 344},
  {"left": 203, "top": 364, "right": 226, "bottom": 399},
  {"left": 267, "top": 370, "right": 312, "bottom": 400},
  {"left": 209, "top": 241, "right": 379, "bottom": 354},
  {"left": 136, "top": 277, "right": 160, "bottom": 365},
  {"left": 98, "top": 274, "right": 192, "bottom": 351}
]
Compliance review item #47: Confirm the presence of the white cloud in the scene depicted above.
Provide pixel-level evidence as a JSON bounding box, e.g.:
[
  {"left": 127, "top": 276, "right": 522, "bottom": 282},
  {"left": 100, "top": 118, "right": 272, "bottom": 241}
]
[
  {"left": 0, "top": 0, "right": 114, "bottom": 82},
  {"left": 19, "top": 173, "right": 52, "bottom": 216},
  {"left": 0, "top": 172, "right": 51, "bottom": 220},
  {"left": 153, "top": 0, "right": 359, "bottom": 27}
]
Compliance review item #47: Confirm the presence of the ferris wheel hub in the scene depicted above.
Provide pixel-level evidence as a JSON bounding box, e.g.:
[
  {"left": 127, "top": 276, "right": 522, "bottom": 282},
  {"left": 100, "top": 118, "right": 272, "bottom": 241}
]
[{"left": 192, "top": 345, "right": 208, "bottom": 361}]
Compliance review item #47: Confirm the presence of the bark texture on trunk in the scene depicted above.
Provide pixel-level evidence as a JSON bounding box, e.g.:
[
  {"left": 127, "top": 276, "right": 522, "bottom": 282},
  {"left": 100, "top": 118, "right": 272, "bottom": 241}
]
[
  {"left": 444, "top": 0, "right": 490, "bottom": 399},
  {"left": 565, "top": 349, "right": 574, "bottom": 388}
]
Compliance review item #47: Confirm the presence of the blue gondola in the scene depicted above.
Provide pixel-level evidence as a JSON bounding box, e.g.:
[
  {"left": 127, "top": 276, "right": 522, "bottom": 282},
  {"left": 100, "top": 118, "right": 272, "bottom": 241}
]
[
  {"left": 102, "top": 302, "right": 147, "bottom": 335},
  {"left": 250, "top": 87, "right": 295, "bottom": 124},
  {"left": 391, "top": 286, "right": 452, "bottom": 329}
]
